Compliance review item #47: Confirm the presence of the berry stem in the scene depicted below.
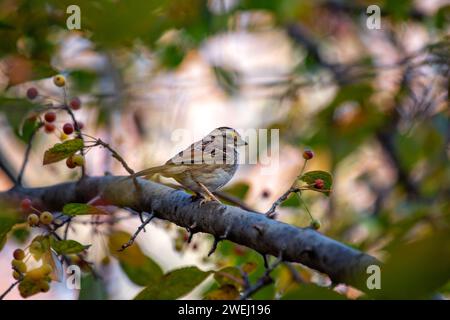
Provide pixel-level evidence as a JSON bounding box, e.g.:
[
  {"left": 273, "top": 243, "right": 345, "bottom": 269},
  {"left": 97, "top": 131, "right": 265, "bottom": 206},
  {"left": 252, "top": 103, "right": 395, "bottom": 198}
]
[
  {"left": 295, "top": 192, "right": 314, "bottom": 222},
  {"left": 16, "top": 123, "right": 43, "bottom": 186},
  {"left": 297, "top": 159, "right": 308, "bottom": 179}
]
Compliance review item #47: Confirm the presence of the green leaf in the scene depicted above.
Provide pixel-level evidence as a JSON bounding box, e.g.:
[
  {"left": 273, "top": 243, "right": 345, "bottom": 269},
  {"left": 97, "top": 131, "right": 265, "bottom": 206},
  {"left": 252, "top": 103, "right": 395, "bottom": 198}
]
[
  {"left": 50, "top": 239, "right": 90, "bottom": 255},
  {"left": 109, "top": 231, "right": 163, "bottom": 286},
  {"left": 0, "top": 97, "right": 37, "bottom": 132},
  {"left": 281, "top": 284, "right": 347, "bottom": 300},
  {"left": 372, "top": 231, "right": 450, "bottom": 299},
  {"left": 204, "top": 284, "right": 240, "bottom": 300},
  {"left": 119, "top": 259, "right": 163, "bottom": 287},
  {"left": 62, "top": 203, "right": 108, "bottom": 216},
  {"left": 214, "top": 267, "right": 243, "bottom": 289},
  {"left": 0, "top": 204, "right": 20, "bottom": 250},
  {"left": 78, "top": 274, "right": 108, "bottom": 300},
  {"left": 300, "top": 170, "right": 333, "bottom": 196},
  {"left": 19, "top": 117, "right": 40, "bottom": 143},
  {"left": 11, "top": 226, "right": 30, "bottom": 244},
  {"left": 135, "top": 266, "right": 211, "bottom": 300},
  {"left": 280, "top": 193, "right": 301, "bottom": 208},
  {"left": 43, "top": 138, "right": 84, "bottom": 165},
  {"left": 157, "top": 44, "right": 185, "bottom": 69}
]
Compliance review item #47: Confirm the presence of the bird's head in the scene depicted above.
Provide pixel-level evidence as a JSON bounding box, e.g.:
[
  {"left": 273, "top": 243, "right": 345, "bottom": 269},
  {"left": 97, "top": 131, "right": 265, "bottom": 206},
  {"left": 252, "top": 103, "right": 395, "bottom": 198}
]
[{"left": 208, "top": 127, "right": 248, "bottom": 147}]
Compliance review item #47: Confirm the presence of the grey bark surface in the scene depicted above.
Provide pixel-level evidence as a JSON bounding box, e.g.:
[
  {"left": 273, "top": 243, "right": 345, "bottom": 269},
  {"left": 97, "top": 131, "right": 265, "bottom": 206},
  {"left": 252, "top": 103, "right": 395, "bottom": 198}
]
[{"left": 1, "top": 176, "right": 380, "bottom": 290}]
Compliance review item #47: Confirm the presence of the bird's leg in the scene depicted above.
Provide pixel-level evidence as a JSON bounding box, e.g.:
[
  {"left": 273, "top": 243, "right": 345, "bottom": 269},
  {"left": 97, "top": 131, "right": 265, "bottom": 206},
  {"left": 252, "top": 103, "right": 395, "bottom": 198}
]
[{"left": 197, "top": 182, "right": 222, "bottom": 204}]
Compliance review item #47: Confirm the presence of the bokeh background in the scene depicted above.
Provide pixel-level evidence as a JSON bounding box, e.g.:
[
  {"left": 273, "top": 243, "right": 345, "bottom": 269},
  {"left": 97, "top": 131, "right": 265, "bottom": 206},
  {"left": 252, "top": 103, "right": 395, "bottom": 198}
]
[{"left": 0, "top": 0, "right": 449, "bottom": 300}]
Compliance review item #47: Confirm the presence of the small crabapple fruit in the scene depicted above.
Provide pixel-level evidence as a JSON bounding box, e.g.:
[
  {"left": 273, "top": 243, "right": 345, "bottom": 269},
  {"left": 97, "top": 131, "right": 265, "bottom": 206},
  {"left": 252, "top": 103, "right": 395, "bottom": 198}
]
[
  {"left": 303, "top": 149, "right": 314, "bottom": 160},
  {"left": 72, "top": 154, "right": 85, "bottom": 167},
  {"left": 40, "top": 264, "right": 53, "bottom": 275},
  {"left": 40, "top": 211, "right": 53, "bottom": 225},
  {"left": 69, "top": 97, "right": 81, "bottom": 110},
  {"left": 62, "top": 123, "right": 74, "bottom": 135},
  {"left": 26, "top": 87, "right": 38, "bottom": 100},
  {"left": 13, "top": 270, "right": 21, "bottom": 280},
  {"left": 44, "top": 123, "right": 55, "bottom": 133},
  {"left": 66, "top": 156, "right": 77, "bottom": 169},
  {"left": 12, "top": 259, "right": 27, "bottom": 273},
  {"left": 44, "top": 111, "right": 56, "bottom": 123},
  {"left": 310, "top": 219, "right": 321, "bottom": 230},
  {"left": 20, "top": 198, "right": 32, "bottom": 212},
  {"left": 38, "top": 280, "right": 50, "bottom": 292},
  {"left": 53, "top": 75, "right": 66, "bottom": 87},
  {"left": 27, "top": 213, "right": 39, "bottom": 227},
  {"left": 13, "top": 249, "right": 25, "bottom": 260},
  {"left": 314, "top": 179, "right": 324, "bottom": 189}
]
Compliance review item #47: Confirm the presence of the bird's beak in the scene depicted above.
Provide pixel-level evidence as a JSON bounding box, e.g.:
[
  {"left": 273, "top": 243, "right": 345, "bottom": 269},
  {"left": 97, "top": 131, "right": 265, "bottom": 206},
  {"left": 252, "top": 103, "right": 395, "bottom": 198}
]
[{"left": 239, "top": 138, "right": 248, "bottom": 146}]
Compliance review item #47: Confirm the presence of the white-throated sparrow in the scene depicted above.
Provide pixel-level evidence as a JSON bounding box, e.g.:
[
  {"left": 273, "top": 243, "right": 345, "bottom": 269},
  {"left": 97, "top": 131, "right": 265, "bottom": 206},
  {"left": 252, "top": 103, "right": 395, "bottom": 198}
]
[{"left": 129, "top": 127, "right": 247, "bottom": 202}]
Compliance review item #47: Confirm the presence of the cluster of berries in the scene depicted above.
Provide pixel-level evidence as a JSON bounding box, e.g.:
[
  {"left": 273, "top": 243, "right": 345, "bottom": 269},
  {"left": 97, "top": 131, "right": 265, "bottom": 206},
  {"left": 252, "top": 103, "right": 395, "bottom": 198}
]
[
  {"left": 20, "top": 198, "right": 53, "bottom": 227},
  {"left": 11, "top": 244, "right": 53, "bottom": 295},
  {"left": 26, "top": 75, "right": 83, "bottom": 140}
]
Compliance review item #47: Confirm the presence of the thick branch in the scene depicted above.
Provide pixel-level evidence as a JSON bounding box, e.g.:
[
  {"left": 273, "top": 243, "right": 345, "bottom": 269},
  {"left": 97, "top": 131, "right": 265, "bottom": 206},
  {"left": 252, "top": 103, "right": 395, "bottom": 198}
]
[{"left": 1, "top": 176, "right": 380, "bottom": 291}]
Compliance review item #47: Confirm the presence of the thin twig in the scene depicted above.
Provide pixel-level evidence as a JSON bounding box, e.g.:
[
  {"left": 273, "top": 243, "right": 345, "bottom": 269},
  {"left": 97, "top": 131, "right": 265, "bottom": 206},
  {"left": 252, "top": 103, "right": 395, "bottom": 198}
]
[
  {"left": 208, "top": 225, "right": 231, "bottom": 256},
  {"left": 64, "top": 218, "right": 72, "bottom": 240},
  {"left": 240, "top": 253, "right": 283, "bottom": 300},
  {"left": 283, "top": 262, "right": 304, "bottom": 283},
  {"left": 17, "top": 123, "right": 43, "bottom": 186},
  {"left": 0, "top": 280, "right": 20, "bottom": 300},
  {"left": 265, "top": 187, "right": 299, "bottom": 218},
  {"left": 118, "top": 212, "right": 155, "bottom": 251},
  {"left": 83, "top": 135, "right": 134, "bottom": 175}
]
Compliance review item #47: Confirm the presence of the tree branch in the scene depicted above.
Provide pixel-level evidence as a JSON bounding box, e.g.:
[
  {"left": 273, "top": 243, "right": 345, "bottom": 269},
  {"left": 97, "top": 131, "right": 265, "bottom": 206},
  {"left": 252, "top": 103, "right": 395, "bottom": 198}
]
[{"left": 1, "top": 176, "right": 380, "bottom": 291}]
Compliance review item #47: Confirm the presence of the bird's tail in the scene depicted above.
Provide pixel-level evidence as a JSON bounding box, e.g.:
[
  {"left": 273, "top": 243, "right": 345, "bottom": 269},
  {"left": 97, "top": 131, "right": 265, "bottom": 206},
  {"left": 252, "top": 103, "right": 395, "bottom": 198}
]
[{"left": 124, "top": 165, "right": 167, "bottom": 181}]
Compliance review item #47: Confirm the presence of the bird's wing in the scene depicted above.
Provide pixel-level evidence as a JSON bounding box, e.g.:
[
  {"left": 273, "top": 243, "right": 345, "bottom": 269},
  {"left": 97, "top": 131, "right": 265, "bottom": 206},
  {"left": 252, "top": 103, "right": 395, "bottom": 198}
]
[{"left": 166, "top": 137, "right": 217, "bottom": 165}]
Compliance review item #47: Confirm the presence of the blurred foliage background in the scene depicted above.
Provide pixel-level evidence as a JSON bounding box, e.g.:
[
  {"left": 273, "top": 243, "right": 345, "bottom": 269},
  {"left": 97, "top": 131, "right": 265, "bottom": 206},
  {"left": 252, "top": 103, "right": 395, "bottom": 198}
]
[{"left": 0, "top": 0, "right": 449, "bottom": 300}]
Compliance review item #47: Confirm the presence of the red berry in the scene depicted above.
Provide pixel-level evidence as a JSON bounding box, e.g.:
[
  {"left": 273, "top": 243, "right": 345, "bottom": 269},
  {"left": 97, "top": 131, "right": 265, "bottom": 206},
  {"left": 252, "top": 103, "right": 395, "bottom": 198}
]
[
  {"left": 303, "top": 149, "right": 314, "bottom": 160},
  {"left": 13, "top": 249, "right": 25, "bottom": 260},
  {"left": 20, "top": 198, "right": 32, "bottom": 212},
  {"left": 314, "top": 179, "right": 324, "bottom": 189},
  {"left": 26, "top": 87, "right": 38, "bottom": 100},
  {"left": 261, "top": 190, "right": 271, "bottom": 198},
  {"left": 44, "top": 123, "right": 55, "bottom": 133},
  {"left": 44, "top": 112, "right": 56, "bottom": 123},
  {"left": 69, "top": 97, "right": 81, "bottom": 110},
  {"left": 63, "top": 123, "right": 74, "bottom": 135},
  {"left": 66, "top": 156, "right": 76, "bottom": 169}
]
